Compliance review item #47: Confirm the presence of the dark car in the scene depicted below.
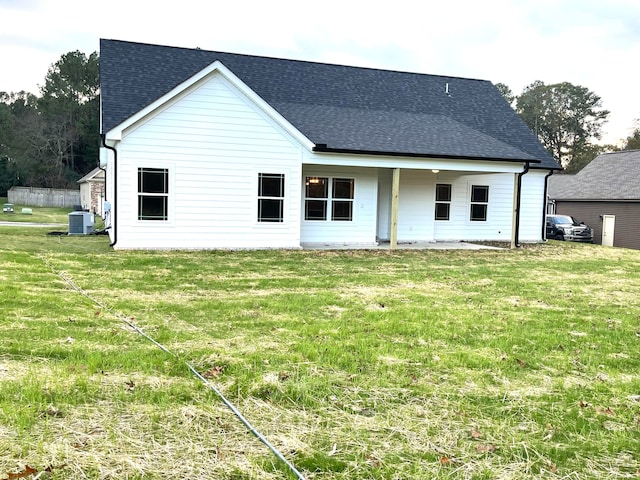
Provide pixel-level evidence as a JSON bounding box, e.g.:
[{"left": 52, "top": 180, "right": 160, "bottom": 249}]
[{"left": 546, "top": 214, "right": 594, "bottom": 242}]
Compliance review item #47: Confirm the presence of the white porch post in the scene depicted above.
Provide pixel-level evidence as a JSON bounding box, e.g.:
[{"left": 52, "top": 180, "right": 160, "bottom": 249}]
[{"left": 390, "top": 168, "right": 400, "bottom": 250}]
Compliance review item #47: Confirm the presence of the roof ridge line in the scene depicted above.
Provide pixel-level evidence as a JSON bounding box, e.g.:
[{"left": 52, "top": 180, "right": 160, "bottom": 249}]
[{"left": 100, "top": 38, "right": 491, "bottom": 83}]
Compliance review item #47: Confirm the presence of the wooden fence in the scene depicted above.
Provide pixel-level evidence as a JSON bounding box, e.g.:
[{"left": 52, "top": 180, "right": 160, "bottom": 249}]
[{"left": 7, "top": 186, "right": 81, "bottom": 208}]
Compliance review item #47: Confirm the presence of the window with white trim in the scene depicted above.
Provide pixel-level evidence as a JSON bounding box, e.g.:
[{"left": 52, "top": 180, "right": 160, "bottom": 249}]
[
  {"left": 258, "top": 173, "right": 285, "bottom": 222},
  {"left": 331, "top": 178, "right": 354, "bottom": 221},
  {"left": 304, "top": 176, "right": 354, "bottom": 221},
  {"left": 138, "top": 168, "right": 168, "bottom": 221},
  {"left": 434, "top": 183, "right": 451, "bottom": 221},
  {"left": 470, "top": 185, "right": 489, "bottom": 221},
  {"left": 304, "top": 177, "right": 328, "bottom": 220}
]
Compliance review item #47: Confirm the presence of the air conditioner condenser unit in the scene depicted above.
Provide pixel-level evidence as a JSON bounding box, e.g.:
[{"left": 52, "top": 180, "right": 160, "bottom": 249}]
[{"left": 68, "top": 211, "right": 94, "bottom": 235}]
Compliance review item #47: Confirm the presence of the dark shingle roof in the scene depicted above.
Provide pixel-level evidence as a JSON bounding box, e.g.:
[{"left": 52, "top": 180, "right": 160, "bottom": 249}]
[
  {"left": 100, "top": 39, "right": 560, "bottom": 169},
  {"left": 548, "top": 150, "right": 640, "bottom": 200}
]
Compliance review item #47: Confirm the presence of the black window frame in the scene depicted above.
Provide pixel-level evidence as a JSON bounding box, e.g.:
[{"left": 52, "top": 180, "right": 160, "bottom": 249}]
[
  {"left": 257, "top": 173, "right": 285, "bottom": 223},
  {"left": 331, "top": 178, "right": 354, "bottom": 221},
  {"left": 470, "top": 185, "right": 489, "bottom": 222},
  {"left": 304, "top": 177, "right": 328, "bottom": 221},
  {"left": 138, "top": 167, "right": 169, "bottom": 221},
  {"left": 434, "top": 183, "right": 451, "bottom": 221},
  {"left": 304, "top": 176, "right": 355, "bottom": 222}
]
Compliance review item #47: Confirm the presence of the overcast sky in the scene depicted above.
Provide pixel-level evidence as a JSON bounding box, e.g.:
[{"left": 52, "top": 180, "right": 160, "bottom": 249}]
[{"left": 1, "top": 0, "right": 639, "bottom": 145}]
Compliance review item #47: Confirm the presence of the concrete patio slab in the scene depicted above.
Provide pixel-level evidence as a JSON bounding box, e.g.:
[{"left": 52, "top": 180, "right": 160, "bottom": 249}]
[{"left": 302, "top": 241, "right": 504, "bottom": 250}]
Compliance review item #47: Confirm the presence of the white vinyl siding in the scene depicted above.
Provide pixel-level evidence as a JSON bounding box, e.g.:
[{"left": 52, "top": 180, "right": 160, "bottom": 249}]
[
  {"left": 396, "top": 169, "right": 436, "bottom": 241},
  {"left": 518, "top": 170, "right": 547, "bottom": 242},
  {"left": 114, "top": 72, "right": 302, "bottom": 249},
  {"left": 433, "top": 173, "right": 514, "bottom": 241}
]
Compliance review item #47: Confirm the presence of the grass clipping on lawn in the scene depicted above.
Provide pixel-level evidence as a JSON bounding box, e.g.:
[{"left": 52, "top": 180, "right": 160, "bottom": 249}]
[{"left": 0, "top": 232, "right": 639, "bottom": 479}]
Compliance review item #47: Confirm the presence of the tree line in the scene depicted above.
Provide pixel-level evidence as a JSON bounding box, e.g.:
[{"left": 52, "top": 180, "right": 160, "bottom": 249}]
[
  {"left": 496, "top": 81, "right": 639, "bottom": 173},
  {"left": 0, "top": 51, "right": 99, "bottom": 196},
  {"left": 1, "top": 50, "right": 639, "bottom": 196}
]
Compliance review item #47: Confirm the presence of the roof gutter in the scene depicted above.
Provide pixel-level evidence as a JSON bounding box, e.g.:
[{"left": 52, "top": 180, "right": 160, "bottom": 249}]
[
  {"left": 514, "top": 161, "right": 531, "bottom": 247},
  {"left": 100, "top": 134, "right": 118, "bottom": 248},
  {"left": 312, "top": 144, "right": 541, "bottom": 164},
  {"left": 542, "top": 169, "right": 554, "bottom": 241}
]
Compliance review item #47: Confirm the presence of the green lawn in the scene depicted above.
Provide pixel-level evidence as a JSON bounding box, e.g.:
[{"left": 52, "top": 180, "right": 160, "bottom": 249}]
[
  {"left": 0, "top": 228, "right": 638, "bottom": 479},
  {"left": 0, "top": 198, "right": 105, "bottom": 233},
  {"left": 0, "top": 197, "right": 74, "bottom": 224}
]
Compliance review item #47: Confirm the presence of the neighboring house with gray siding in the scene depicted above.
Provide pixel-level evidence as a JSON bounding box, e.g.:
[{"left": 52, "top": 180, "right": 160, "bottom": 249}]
[
  {"left": 548, "top": 150, "right": 640, "bottom": 249},
  {"left": 99, "top": 39, "right": 560, "bottom": 250}
]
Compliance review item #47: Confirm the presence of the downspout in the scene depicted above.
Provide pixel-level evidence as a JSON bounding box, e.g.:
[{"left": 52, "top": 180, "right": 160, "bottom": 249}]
[
  {"left": 100, "top": 134, "right": 118, "bottom": 248},
  {"left": 542, "top": 169, "right": 554, "bottom": 241},
  {"left": 514, "top": 162, "right": 530, "bottom": 248}
]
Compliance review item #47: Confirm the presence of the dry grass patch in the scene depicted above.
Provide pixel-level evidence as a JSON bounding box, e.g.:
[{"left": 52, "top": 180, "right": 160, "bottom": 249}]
[
  {"left": 2, "top": 232, "right": 640, "bottom": 479},
  {"left": 4, "top": 402, "right": 284, "bottom": 479}
]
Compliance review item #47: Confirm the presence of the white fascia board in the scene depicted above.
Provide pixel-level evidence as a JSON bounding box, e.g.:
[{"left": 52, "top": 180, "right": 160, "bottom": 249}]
[
  {"left": 104, "top": 60, "right": 315, "bottom": 150},
  {"left": 303, "top": 150, "right": 529, "bottom": 173}
]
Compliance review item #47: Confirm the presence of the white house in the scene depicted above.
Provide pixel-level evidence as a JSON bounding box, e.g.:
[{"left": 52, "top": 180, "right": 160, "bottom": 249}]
[
  {"left": 77, "top": 167, "right": 105, "bottom": 215},
  {"left": 100, "top": 39, "right": 560, "bottom": 250}
]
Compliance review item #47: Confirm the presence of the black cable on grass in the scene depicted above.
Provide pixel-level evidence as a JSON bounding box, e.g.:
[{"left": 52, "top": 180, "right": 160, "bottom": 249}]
[{"left": 40, "top": 255, "right": 307, "bottom": 480}]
